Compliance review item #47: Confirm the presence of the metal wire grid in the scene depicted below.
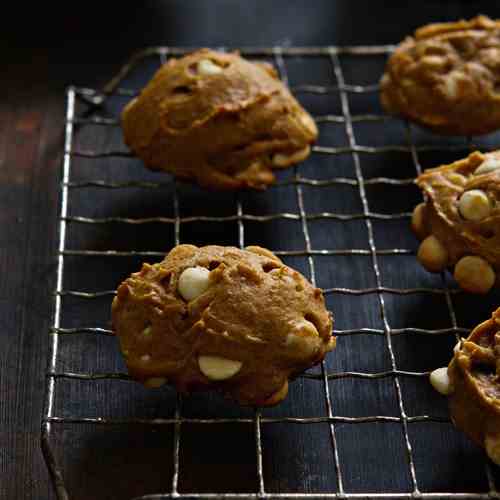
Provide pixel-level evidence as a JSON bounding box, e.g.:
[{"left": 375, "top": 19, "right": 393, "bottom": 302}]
[{"left": 41, "top": 46, "right": 498, "bottom": 500}]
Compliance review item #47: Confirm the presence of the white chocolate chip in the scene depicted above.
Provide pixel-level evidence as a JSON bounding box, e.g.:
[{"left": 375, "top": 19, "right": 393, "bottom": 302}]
[
  {"left": 458, "top": 190, "right": 491, "bottom": 222},
  {"left": 198, "top": 355, "right": 242, "bottom": 381},
  {"left": 485, "top": 434, "right": 500, "bottom": 465},
  {"left": 285, "top": 319, "right": 321, "bottom": 357},
  {"left": 144, "top": 377, "right": 167, "bottom": 388},
  {"left": 454, "top": 255, "right": 496, "bottom": 294},
  {"left": 429, "top": 367, "right": 452, "bottom": 395},
  {"left": 197, "top": 59, "right": 223, "bottom": 76},
  {"left": 474, "top": 158, "right": 500, "bottom": 175},
  {"left": 178, "top": 266, "right": 210, "bottom": 301},
  {"left": 272, "top": 146, "right": 310, "bottom": 168},
  {"left": 140, "top": 354, "right": 151, "bottom": 363},
  {"left": 411, "top": 203, "right": 429, "bottom": 241},
  {"left": 417, "top": 235, "right": 448, "bottom": 272}
]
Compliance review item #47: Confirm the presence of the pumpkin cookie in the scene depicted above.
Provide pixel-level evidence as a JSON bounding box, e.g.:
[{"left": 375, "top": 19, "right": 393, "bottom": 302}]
[
  {"left": 412, "top": 151, "right": 500, "bottom": 293},
  {"left": 430, "top": 308, "right": 500, "bottom": 465},
  {"left": 111, "top": 244, "right": 335, "bottom": 406},
  {"left": 121, "top": 49, "right": 318, "bottom": 190},
  {"left": 380, "top": 15, "right": 500, "bottom": 135}
]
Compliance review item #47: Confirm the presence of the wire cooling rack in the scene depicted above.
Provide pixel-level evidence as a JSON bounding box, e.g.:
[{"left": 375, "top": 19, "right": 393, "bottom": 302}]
[{"left": 42, "top": 46, "right": 500, "bottom": 500}]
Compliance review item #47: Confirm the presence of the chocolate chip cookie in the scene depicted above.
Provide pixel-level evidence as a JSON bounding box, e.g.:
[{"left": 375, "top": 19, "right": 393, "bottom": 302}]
[
  {"left": 430, "top": 307, "right": 500, "bottom": 465},
  {"left": 380, "top": 15, "right": 500, "bottom": 135},
  {"left": 121, "top": 49, "right": 318, "bottom": 190},
  {"left": 412, "top": 151, "right": 500, "bottom": 293},
  {"left": 111, "top": 244, "right": 335, "bottom": 406}
]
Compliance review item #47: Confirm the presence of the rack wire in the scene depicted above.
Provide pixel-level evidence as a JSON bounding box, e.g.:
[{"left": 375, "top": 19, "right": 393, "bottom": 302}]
[{"left": 41, "top": 46, "right": 500, "bottom": 500}]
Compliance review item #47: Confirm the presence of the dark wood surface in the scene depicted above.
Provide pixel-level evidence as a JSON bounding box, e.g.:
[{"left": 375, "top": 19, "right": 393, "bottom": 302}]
[{"left": 3, "top": 2, "right": 500, "bottom": 499}]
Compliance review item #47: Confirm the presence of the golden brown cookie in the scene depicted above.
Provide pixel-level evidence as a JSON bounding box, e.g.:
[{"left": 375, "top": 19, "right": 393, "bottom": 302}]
[
  {"left": 121, "top": 49, "right": 318, "bottom": 190},
  {"left": 412, "top": 151, "right": 500, "bottom": 293},
  {"left": 380, "top": 15, "right": 500, "bottom": 135},
  {"left": 430, "top": 308, "right": 500, "bottom": 465},
  {"left": 111, "top": 244, "right": 335, "bottom": 406}
]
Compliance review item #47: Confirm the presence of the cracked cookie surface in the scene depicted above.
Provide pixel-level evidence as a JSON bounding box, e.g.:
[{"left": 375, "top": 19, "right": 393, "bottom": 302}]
[
  {"left": 121, "top": 49, "right": 318, "bottom": 190},
  {"left": 380, "top": 15, "right": 500, "bottom": 135},
  {"left": 430, "top": 308, "right": 500, "bottom": 465},
  {"left": 412, "top": 150, "right": 500, "bottom": 293},
  {"left": 111, "top": 244, "right": 335, "bottom": 406}
]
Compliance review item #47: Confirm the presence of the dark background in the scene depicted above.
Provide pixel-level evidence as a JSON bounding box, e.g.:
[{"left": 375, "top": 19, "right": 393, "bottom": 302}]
[{"left": 3, "top": 1, "right": 500, "bottom": 499}]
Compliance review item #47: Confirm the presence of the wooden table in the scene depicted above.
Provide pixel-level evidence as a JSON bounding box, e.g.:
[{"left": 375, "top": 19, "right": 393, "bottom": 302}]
[{"left": 2, "top": 2, "right": 500, "bottom": 498}]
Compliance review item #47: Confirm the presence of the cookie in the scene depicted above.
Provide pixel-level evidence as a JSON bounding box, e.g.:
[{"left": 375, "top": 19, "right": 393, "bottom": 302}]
[
  {"left": 412, "top": 151, "right": 500, "bottom": 293},
  {"left": 111, "top": 244, "right": 335, "bottom": 406},
  {"left": 430, "top": 308, "right": 500, "bottom": 465},
  {"left": 121, "top": 49, "right": 318, "bottom": 190},
  {"left": 380, "top": 15, "right": 500, "bottom": 135}
]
